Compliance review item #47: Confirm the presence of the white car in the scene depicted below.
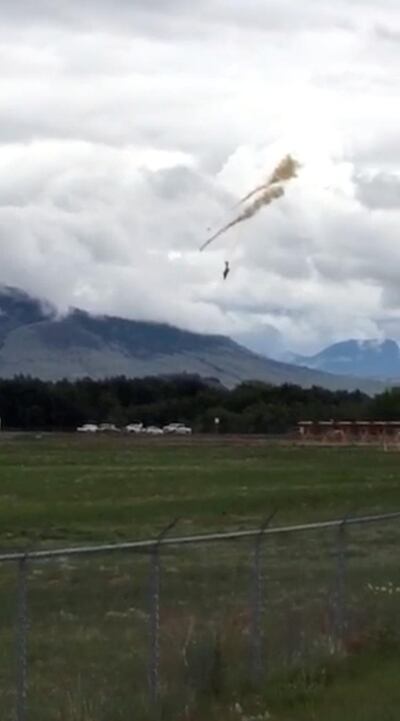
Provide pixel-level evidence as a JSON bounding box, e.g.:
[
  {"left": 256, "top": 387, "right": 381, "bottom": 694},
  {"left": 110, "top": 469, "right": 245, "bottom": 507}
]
[
  {"left": 77, "top": 423, "right": 98, "bottom": 433},
  {"left": 174, "top": 425, "right": 192, "bottom": 436},
  {"left": 145, "top": 426, "right": 164, "bottom": 436},
  {"left": 126, "top": 423, "right": 144, "bottom": 434},
  {"left": 98, "top": 423, "right": 120, "bottom": 433},
  {"left": 163, "top": 423, "right": 192, "bottom": 435},
  {"left": 163, "top": 423, "right": 186, "bottom": 434}
]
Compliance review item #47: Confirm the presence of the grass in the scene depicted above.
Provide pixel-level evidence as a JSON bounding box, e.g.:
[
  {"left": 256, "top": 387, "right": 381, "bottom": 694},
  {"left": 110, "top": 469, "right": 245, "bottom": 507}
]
[
  {"left": 0, "top": 434, "right": 400, "bottom": 719},
  {"left": 291, "top": 649, "right": 400, "bottom": 721},
  {"left": 1, "top": 434, "right": 400, "bottom": 545},
  {"left": 221, "top": 643, "right": 400, "bottom": 721}
]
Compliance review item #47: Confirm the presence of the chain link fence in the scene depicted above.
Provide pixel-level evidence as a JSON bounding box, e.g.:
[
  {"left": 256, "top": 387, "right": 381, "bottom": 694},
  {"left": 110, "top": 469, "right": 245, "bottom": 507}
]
[{"left": 0, "top": 512, "right": 399, "bottom": 720}]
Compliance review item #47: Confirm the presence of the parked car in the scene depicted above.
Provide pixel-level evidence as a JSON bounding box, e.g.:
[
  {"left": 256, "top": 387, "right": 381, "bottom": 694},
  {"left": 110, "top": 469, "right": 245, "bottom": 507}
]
[
  {"left": 77, "top": 423, "right": 98, "bottom": 433},
  {"left": 98, "top": 423, "right": 120, "bottom": 433},
  {"left": 126, "top": 423, "right": 144, "bottom": 434},
  {"left": 163, "top": 423, "right": 187, "bottom": 434},
  {"left": 163, "top": 423, "right": 192, "bottom": 435},
  {"left": 174, "top": 425, "right": 192, "bottom": 435},
  {"left": 145, "top": 426, "right": 164, "bottom": 436}
]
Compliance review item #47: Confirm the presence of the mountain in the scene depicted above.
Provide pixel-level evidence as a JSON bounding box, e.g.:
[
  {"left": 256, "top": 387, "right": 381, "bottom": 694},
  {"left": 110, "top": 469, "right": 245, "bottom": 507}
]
[
  {"left": 293, "top": 339, "right": 400, "bottom": 379},
  {"left": 0, "top": 286, "right": 53, "bottom": 344},
  {"left": 0, "top": 287, "right": 384, "bottom": 392}
]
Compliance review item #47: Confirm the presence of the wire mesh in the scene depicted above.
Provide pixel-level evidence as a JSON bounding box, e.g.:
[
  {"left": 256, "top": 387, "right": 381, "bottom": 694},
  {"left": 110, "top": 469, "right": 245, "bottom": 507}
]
[
  {"left": 156, "top": 538, "right": 254, "bottom": 717},
  {"left": 0, "top": 514, "right": 398, "bottom": 719},
  {"left": 259, "top": 526, "right": 335, "bottom": 677},
  {"left": 337, "top": 518, "right": 400, "bottom": 653},
  {"left": 0, "top": 562, "right": 18, "bottom": 720},
  {"left": 24, "top": 552, "right": 151, "bottom": 720}
]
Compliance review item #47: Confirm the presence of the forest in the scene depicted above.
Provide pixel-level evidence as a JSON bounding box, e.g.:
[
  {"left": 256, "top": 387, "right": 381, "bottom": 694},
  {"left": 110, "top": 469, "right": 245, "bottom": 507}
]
[{"left": 0, "top": 375, "right": 399, "bottom": 432}]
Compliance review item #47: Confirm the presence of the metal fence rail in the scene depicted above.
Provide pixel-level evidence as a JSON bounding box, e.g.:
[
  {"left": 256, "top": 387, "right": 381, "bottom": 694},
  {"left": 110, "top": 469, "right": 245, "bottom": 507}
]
[
  {"left": 1, "top": 510, "right": 399, "bottom": 721},
  {"left": 1, "top": 510, "right": 399, "bottom": 563}
]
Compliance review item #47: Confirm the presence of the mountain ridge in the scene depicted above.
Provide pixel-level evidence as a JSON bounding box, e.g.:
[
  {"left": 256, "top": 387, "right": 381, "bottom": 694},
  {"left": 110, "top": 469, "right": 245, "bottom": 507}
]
[
  {"left": 0, "top": 286, "right": 384, "bottom": 393},
  {"left": 293, "top": 338, "right": 400, "bottom": 379}
]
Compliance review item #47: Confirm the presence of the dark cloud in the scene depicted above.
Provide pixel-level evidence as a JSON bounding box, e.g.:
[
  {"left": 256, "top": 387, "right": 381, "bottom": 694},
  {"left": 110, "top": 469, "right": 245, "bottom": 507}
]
[
  {"left": 0, "top": 0, "right": 399, "bottom": 353},
  {"left": 355, "top": 172, "right": 400, "bottom": 210}
]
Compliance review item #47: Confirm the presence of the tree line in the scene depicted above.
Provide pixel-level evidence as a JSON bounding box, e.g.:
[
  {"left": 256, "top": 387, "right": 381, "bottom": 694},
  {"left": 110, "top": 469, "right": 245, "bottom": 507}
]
[{"left": 0, "top": 375, "right": 399, "bottom": 433}]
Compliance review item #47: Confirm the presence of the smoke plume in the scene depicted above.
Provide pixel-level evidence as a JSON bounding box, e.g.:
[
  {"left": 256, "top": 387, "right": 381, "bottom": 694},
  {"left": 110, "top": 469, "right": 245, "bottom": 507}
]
[
  {"left": 200, "top": 185, "right": 284, "bottom": 251},
  {"left": 200, "top": 154, "right": 299, "bottom": 251},
  {"left": 233, "top": 154, "right": 300, "bottom": 209}
]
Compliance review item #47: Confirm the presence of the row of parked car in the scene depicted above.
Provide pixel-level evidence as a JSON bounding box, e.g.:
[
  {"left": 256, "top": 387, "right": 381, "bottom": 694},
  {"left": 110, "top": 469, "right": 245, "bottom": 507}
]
[{"left": 76, "top": 422, "right": 192, "bottom": 435}]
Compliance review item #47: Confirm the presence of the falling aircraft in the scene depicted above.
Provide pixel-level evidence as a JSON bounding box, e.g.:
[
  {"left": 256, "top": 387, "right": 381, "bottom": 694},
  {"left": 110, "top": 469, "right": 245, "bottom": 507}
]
[{"left": 223, "top": 261, "right": 230, "bottom": 280}]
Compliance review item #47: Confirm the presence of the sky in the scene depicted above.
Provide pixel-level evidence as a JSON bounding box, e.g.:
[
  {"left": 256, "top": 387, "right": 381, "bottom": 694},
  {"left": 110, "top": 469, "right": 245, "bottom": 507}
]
[{"left": 1, "top": 0, "right": 400, "bottom": 355}]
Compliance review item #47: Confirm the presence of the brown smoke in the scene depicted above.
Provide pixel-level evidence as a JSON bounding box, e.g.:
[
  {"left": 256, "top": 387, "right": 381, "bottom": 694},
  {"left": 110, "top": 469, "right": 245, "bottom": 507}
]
[
  {"left": 234, "top": 154, "right": 300, "bottom": 209},
  {"left": 268, "top": 154, "right": 300, "bottom": 185}
]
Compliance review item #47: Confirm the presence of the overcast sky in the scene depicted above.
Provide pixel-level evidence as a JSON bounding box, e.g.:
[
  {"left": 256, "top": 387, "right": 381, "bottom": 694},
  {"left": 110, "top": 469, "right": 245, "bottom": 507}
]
[{"left": 1, "top": 0, "right": 400, "bottom": 354}]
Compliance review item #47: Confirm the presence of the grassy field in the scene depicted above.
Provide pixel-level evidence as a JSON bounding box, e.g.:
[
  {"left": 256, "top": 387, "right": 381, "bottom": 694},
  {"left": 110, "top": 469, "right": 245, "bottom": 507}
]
[
  {"left": 0, "top": 434, "right": 400, "bottom": 720},
  {"left": 1, "top": 433, "right": 400, "bottom": 545}
]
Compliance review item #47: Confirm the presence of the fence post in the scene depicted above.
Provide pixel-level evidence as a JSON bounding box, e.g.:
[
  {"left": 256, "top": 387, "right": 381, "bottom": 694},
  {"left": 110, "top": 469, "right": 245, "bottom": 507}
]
[
  {"left": 16, "top": 555, "right": 29, "bottom": 721},
  {"left": 148, "top": 519, "right": 179, "bottom": 707},
  {"left": 333, "top": 513, "right": 350, "bottom": 650},
  {"left": 250, "top": 511, "right": 277, "bottom": 685}
]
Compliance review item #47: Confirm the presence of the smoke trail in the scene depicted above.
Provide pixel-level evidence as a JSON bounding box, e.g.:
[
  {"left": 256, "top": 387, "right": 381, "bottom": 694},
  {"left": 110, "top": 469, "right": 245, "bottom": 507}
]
[
  {"left": 200, "top": 154, "right": 300, "bottom": 252},
  {"left": 233, "top": 154, "right": 300, "bottom": 209},
  {"left": 200, "top": 184, "right": 284, "bottom": 252}
]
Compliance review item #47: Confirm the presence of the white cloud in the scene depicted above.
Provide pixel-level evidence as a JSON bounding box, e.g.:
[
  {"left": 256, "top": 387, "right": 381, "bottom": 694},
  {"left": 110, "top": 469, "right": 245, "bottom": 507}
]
[{"left": 0, "top": 0, "right": 400, "bottom": 354}]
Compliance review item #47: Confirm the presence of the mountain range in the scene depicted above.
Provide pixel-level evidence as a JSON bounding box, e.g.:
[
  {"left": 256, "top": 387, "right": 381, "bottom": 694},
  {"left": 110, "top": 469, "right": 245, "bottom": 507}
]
[
  {"left": 0, "top": 286, "right": 385, "bottom": 393},
  {"left": 293, "top": 339, "right": 400, "bottom": 380}
]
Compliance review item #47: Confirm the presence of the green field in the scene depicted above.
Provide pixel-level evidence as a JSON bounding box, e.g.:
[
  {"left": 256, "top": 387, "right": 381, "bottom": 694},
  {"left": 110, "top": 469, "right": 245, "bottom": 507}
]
[
  {"left": 1, "top": 434, "right": 400, "bottom": 545},
  {"left": 0, "top": 435, "right": 400, "bottom": 720}
]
